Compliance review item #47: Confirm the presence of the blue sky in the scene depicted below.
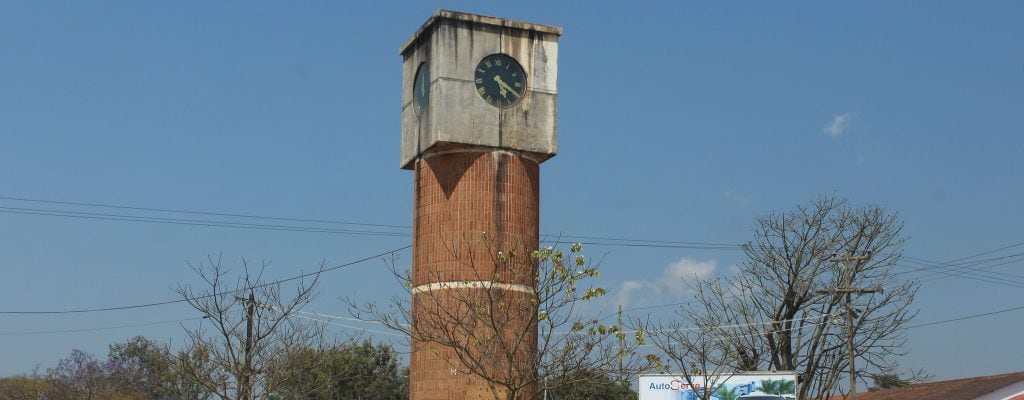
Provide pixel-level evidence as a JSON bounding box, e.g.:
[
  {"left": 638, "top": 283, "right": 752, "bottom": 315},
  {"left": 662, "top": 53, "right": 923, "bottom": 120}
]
[{"left": 1, "top": 1, "right": 1022, "bottom": 382}]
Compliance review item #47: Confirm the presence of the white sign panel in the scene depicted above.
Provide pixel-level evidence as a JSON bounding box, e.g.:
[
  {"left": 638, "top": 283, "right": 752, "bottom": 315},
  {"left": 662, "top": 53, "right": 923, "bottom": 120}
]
[{"left": 639, "top": 372, "right": 797, "bottom": 400}]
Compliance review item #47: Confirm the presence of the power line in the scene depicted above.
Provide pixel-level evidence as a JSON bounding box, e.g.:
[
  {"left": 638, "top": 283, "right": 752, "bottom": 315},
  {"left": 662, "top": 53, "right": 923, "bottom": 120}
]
[
  {"left": 895, "top": 242, "right": 1024, "bottom": 278},
  {"left": 543, "top": 233, "right": 743, "bottom": 250},
  {"left": 633, "top": 302, "right": 1024, "bottom": 347},
  {"left": 922, "top": 240, "right": 1024, "bottom": 264},
  {"left": 0, "top": 195, "right": 744, "bottom": 250},
  {"left": 899, "top": 255, "right": 1024, "bottom": 279},
  {"left": 0, "top": 195, "right": 410, "bottom": 229},
  {"left": 901, "top": 263, "right": 1024, "bottom": 288},
  {"left": 4, "top": 267, "right": 1020, "bottom": 343},
  {"left": 901, "top": 253, "right": 1024, "bottom": 282},
  {"left": 0, "top": 317, "right": 203, "bottom": 336},
  {"left": 4, "top": 194, "right": 1021, "bottom": 326},
  {"left": 0, "top": 207, "right": 410, "bottom": 237},
  {"left": 634, "top": 310, "right": 885, "bottom": 349},
  {"left": 286, "top": 313, "right": 404, "bottom": 338},
  {"left": 0, "top": 245, "right": 410, "bottom": 315},
  {"left": 572, "top": 241, "right": 741, "bottom": 250},
  {"left": 918, "top": 258, "right": 1024, "bottom": 283},
  {"left": 905, "top": 304, "right": 1024, "bottom": 329},
  {"left": 602, "top": 292, "right": 755, "bottom": 323},
  {"left": 618, "top": 301, "right": 695, "bottom": 314},
  {"left": 612, "top": 242, "right": 1024, "bottom": 322},
  {"left": 890, "top": 244, "right": 1024, "bottom": 289},
  {"left": 623, "top": 311, "right": 839, "bottom": 336},
  {"left": 233, "top": 299, "right": 406, "bottom": 339},
  {"left": 898, "top": 261, "right": 1024, "bottom": 289}
]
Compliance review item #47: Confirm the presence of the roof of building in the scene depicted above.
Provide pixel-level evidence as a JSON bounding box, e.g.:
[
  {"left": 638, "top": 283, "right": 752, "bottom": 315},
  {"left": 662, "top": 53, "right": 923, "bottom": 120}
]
[{"left": 842, "top": 371, "right": 1024, "bottom": 400}]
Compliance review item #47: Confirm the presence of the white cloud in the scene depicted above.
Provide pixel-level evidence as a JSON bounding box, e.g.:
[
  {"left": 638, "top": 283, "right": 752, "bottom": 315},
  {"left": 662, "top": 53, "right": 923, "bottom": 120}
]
[
  {"left": 616, "top": 258, "right": 717, "bottom": 308},
  {"left": 615, "top": 281, "right": 647, "bottom": 310},
  {"left": 663, "top": 258, "right": 717, "bottom": 294},
  {"left": 723, "top": 190, "right": 750, "bottom": 209},
  {"left": 824, "top": 112, "right": 854, "bottom": 139}
]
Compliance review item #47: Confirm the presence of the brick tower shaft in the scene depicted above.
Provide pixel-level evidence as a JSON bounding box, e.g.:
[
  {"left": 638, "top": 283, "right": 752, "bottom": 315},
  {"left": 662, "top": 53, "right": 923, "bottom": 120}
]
[{"left": 410, "top": 149, "right": 539, "bottom": 399}]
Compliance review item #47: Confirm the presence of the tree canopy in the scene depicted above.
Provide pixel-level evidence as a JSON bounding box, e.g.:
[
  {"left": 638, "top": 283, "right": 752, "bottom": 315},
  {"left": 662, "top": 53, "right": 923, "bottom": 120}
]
[
  {"left": 269, "top": 340, "right": 408, "bottom": 400},
  {"left": 643, "top": 195, "right": 918, "bottom": 399}
]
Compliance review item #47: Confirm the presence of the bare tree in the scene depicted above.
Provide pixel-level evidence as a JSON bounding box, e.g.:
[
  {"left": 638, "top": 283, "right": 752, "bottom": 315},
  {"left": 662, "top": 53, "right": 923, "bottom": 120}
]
[
  {"left": 868, "top": 365, "right": 932, "bottom": 391},
  {"left": 638, "top": 276, "right": 760, "bottom": 400},
  {"left": 688, "top": 195, "right": 917, "bottom": 399},
  {"left": 351, "top": 239, "right": 641, "bottom": 400},
  {"left": 174, "top": 255, "right": 327, "bottom": 400}
]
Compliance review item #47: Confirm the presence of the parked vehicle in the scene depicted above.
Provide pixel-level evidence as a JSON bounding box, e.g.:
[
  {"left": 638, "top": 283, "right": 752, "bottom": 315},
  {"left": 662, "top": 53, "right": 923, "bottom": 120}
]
[{"left": 737, "top": 394, "right": 788, "bottom": 400}]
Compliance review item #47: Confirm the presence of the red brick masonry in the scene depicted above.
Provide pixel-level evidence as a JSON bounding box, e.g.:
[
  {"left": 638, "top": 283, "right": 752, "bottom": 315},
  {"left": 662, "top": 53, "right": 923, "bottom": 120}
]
[{"left": 410, "top": 149, "right": 540, "bottom": 399}]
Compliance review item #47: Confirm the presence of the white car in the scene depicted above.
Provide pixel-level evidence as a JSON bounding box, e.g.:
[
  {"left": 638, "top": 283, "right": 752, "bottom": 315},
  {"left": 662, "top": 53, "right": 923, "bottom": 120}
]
[{"left": 737, "top": 395, "right": 788, "bottom": 400}]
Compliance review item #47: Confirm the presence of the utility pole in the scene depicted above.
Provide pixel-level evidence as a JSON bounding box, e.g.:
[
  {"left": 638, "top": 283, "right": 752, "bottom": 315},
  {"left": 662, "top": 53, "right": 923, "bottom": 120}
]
[
  {"left": 817, "top": 252, "right": 882, "bottom": 400},
  {"left": 237, "top": 291, "right": 256, "bottom": 400},
  {"left": 617, "top": 304, "right": 624, "bottom": 381},
  {"left": 235, "top": 294, "right": 283, "bottom": 400}
]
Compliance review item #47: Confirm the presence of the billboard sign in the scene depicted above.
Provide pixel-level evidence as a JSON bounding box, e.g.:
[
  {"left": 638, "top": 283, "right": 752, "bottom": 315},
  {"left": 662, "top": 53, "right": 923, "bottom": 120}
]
[{"left": 639, "top": 372, "right": 798, "bottom": 400}]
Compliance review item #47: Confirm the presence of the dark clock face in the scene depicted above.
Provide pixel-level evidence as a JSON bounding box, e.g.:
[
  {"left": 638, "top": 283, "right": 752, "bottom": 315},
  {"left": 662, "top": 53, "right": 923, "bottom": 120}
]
[
  {"left": 413, "top": 62, "right": 429, "bottom": 115},
  {"left": 474, "top": 54, "right": 526, "bottom": 108}
]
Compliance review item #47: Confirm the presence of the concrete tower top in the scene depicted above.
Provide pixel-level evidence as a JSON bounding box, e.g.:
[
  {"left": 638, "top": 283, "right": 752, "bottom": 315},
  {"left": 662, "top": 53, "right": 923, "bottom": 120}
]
[
  {"left": 399, "top": 10, "right": 561, "bottom": 169},
  {"left": 400, "top": 10, "right": 562, "bottom": 53}
]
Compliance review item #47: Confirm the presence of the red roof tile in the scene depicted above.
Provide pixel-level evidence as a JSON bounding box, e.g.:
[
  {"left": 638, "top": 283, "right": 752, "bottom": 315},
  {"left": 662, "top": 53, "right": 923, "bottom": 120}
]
[{"left": 844, "top": 371, "right": 1024, "bottom": 400}]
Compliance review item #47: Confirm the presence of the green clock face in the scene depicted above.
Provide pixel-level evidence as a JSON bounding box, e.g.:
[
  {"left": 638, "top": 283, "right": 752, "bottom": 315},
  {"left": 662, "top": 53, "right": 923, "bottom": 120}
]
[
  {"left": 413, "top": 62, "right": 429, "bottom": 115},
  {"left": 474, "top": 54, "right": 526, "bottom": 108}
]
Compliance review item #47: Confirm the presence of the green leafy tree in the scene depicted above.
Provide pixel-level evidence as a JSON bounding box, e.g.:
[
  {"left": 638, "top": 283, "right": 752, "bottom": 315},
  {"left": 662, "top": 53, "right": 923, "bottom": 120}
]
[
  {"left": 107, "top": 336, "right": 210, "bottom": 399},
  {"left": 269, "top": 340, "right": 408, "bottom": 399},
  {"left": 756, "top": 379, "right": 795, "bottom": 395},
  {"left": 543, "top": 368, "right": 636, "bottom": 400},
  {"left": 0, "top": 374, "right": 48, "bottom": 400},
  {"left": 1, "top": 338, "right": 211, "bottom": 400},
  {"left": 45, "top": 349, "right": 111, "bottom": 399},
  {"left": 715, "top": 386, "right": 740, "bottom": 400}
]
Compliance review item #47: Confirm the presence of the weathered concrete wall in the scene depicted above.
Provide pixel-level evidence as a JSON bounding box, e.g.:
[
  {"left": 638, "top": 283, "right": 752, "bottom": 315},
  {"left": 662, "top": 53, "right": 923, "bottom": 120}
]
[{"left": 400, "top": 10, "right": 560, "bottom": 169}]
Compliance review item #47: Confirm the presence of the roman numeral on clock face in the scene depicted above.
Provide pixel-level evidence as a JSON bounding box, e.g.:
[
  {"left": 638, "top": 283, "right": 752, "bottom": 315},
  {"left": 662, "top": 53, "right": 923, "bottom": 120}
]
[{"left": 474, "top": 54, "right": 527, "bottom": 108}]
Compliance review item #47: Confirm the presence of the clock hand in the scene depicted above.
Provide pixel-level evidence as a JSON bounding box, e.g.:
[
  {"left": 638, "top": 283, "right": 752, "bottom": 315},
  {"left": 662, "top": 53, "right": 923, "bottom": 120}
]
[{"left": 493, "top": 75, "right": 522, "bottom": 98}]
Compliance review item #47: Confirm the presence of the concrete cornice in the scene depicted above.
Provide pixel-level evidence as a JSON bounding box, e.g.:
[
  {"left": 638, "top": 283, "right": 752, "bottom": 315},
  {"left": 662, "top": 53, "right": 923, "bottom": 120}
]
[{"left": 400, "top": 9, "right": 562, "bottom": 55}]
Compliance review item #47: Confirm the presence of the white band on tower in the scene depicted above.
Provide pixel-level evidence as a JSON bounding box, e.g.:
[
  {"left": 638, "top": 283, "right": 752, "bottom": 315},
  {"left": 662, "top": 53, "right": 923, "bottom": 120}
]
[{"left": 411, "top": 280, "right": 534, "bottom": 294}]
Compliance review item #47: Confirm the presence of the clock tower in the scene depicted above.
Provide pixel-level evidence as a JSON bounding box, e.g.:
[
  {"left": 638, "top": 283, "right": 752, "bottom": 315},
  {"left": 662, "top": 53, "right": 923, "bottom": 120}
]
[{"left": 400, "top": 10, "right": 560, "bottom": 399}]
